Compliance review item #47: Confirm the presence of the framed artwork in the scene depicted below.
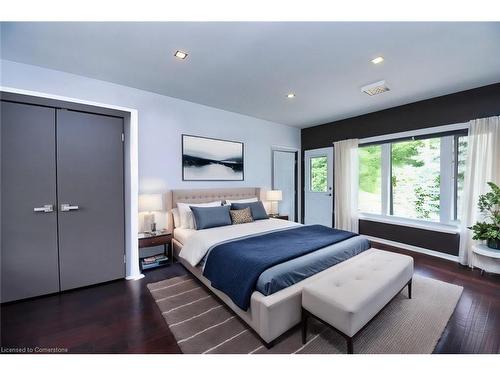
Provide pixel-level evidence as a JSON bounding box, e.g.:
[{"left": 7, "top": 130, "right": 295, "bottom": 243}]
[{"left": 182, "top": 134, "right": 244, "bottom": 181}]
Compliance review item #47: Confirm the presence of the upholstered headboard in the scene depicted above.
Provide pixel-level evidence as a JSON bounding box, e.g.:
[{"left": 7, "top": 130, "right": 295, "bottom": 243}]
[{"left": 166, "top": 187, "right": 261, "bottom": 232}]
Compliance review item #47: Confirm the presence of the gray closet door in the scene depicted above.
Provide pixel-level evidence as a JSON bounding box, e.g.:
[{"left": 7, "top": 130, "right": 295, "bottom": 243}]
[
  {"left": 56, "top": 110, "right": 125, "bottom": 290},
  {"left": 1, "top": 101, "right": 60, "bottom": 302}
]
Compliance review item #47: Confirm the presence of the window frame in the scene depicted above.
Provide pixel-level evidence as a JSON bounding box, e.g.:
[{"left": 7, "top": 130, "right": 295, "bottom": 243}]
[
  {"left": 453, "top": 134, "right": 468, "bottom": 222},
  {"left": 309, "top": 155, "right": 328, "bottom": 193},
  {"left": 358, "top": 122, "right": 469, "bottom": 232}
]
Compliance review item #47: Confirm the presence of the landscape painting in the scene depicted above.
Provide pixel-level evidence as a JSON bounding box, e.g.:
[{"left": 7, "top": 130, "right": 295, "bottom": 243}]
[{"left": 182, "top": 135, "right": 244, "bottom": 181}]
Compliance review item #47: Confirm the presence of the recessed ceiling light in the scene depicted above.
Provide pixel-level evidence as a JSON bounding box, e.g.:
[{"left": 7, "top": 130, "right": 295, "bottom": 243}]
[
  {"left": 371, "top": 56, "right": 384, "bottom": 64},
  {"left": 174, "top": 50, "right": 188, "bottom": 60},
  {"left": 286, "top": 93, "right": 296, "bottom": 99}
]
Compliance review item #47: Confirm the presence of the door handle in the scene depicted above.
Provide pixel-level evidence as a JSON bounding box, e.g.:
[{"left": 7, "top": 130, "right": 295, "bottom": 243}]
[
  {"left": 60, "top": 203, "right": 79, "bottom": 212},
  {"left": 34, "top": 204, "right": 54, "bottom": 213}
]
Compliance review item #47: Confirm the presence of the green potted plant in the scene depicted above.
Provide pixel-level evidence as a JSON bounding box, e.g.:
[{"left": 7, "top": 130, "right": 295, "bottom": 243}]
[{"left": 469, "top": 182, "right": 500, "bottom": 250}]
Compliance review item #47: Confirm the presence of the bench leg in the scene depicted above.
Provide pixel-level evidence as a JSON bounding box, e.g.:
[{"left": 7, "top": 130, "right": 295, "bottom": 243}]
[
  {"left": 346, "top": 337, "right": 353, "bottom": 354},
  {"left": 408, "top": 278, "right": 412, "bottom": 299},
  {"left": 301, "top": 308, "right": 308, "bottom": 345}
]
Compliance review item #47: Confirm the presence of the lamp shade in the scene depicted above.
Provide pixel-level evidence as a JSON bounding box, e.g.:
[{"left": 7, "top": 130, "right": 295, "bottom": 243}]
[
  {"left": 266, "top": 190, "right": 282, "bottom": 201},
  {"left": 139, "top": 193, "right": 163, "bottom": 212}
]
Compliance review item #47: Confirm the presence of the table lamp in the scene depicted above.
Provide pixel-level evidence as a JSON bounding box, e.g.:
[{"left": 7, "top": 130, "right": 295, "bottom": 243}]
[
  {"left": 139, "top": 193, "right": 163, "bottom": 233},
  {"left": 266, "top": 190, "right": 282, "bottom": 217}
]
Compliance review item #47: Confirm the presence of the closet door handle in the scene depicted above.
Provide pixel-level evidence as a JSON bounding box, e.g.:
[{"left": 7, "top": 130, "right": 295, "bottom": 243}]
[
  {"left": 60, "top": 203, "right": 79, "bottom": 212},
  {"left": 34, "top": 204, "right": 54, "bottom": 213}
]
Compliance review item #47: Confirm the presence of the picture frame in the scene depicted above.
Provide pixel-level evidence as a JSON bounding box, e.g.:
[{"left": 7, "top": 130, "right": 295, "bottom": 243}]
[{"left": 182, "top": 134, "right": 244, "bottom": 181}]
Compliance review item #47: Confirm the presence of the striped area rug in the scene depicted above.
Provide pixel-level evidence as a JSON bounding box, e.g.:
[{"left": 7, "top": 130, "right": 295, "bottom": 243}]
[{"left": 147, "top": 274, "right": 463, "bottom": 354}]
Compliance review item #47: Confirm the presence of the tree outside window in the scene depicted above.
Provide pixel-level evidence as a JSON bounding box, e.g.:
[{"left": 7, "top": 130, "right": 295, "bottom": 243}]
[
  {"left": 310, "top": 156, "right": 327, "bottom": 192},
  {"left": 358, "top": 132, "right": 468, "bottom": 224}
]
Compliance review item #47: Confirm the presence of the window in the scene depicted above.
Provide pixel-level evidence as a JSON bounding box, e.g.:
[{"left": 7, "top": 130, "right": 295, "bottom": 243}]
[
  {"left": 310, "top": 156, "right": 327, "bottom": 192},
  {"left": 391, "top": 138, "right": 441, "bottom": 221},
  {"left": 358, "top": 131, "right": 468, "bottom": 226}
]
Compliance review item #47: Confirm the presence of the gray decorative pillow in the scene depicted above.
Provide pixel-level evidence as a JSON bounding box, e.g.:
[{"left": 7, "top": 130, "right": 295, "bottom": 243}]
[{"left": 230, "top": 207, "right": 254, "bottom": 224}]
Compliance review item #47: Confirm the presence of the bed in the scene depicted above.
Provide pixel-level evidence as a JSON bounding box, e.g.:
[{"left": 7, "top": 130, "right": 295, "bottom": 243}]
[{"left": 167, "top": 187, "right": 370, "bottom": 346}]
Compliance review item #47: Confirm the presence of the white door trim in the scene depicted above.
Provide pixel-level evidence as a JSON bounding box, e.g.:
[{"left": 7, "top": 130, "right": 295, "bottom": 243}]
[
  {"left": 304, "top": 147, "right": 333, "bottom": 226},
  {"left": 0, "top": 85, "right": 143, "bottom": 281},
  {"left": 272, "top": 148, "right": 298, "bottom": 221},
  {"left": 272, "top": 145, "right": 301, "bottom": 221}
]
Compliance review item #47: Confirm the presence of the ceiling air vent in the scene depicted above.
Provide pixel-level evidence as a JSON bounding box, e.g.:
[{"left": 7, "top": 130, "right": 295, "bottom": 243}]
[{"left": 361, "top": 80, "right": 390, "bottom": 96}]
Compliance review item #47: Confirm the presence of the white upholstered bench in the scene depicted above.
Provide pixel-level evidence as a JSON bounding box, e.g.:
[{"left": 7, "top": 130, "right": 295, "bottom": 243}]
[{"left": 301, "top": 249, "right": 414, "bottom": 354}]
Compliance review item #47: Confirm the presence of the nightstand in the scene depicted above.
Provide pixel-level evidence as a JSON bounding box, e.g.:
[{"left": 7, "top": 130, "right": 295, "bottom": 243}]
[
  {"left": 270, "top": 214, "right": 289, "bottom": 220},
  {"left": 138, "top": 231, "right": 173, "bottom": 271}
]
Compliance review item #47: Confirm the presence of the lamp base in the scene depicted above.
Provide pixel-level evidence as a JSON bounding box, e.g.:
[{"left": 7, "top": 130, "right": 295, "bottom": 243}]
[
  {"left": 269, "top": 200, "right": 280, "bottom": 216},
  {"left": 142, "top": 213, "right": 154, "bottom": 233}
]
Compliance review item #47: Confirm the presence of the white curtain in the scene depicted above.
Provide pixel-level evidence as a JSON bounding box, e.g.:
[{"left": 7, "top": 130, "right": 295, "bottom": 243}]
[
  {"left": 334, "top": 138, "right": 359, "bottom": 232},
  {"left": 459, "top": 116, "right": 500, "bottom": 266}
]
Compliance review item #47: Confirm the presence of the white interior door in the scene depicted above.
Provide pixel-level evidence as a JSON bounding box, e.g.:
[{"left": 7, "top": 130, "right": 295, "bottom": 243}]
[
  {"left": 304, "top": 147, "right": 333, "bottom": 226},
  {"left": 273, "top": 150, "right": 296, "bottom": 221}
]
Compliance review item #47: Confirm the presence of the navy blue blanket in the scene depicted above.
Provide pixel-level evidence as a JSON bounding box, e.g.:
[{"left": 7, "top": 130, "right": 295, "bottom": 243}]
[{"left": 203, "top": 225, "right": 357, "bottom": 310}]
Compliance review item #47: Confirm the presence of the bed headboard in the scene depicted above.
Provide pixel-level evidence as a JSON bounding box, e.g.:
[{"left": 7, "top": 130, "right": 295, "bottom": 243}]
[{"left": 166, "top": 187, "right": 261, "bottom": 232}]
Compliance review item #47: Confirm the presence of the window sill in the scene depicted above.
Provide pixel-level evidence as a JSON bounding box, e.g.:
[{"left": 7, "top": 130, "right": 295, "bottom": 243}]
[{"left": 358, "top": 214, "right": 460, "bottom": 235}]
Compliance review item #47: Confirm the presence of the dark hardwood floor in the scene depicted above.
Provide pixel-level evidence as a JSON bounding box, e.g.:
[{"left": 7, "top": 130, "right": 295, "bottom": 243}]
[{"left": 1, "top": 244, "right": 499, "bottom": 354}]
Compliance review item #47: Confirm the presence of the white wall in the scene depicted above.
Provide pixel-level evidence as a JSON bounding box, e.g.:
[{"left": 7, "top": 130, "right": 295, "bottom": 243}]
[{"left": 0, "top": 60, "right": 301, "bottom": 230}]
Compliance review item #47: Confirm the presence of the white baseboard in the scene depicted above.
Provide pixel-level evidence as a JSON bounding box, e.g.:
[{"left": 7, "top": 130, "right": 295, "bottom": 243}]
[
  {"left": 126, "top": 273, "right": 145, "bottom": 281},
  {"left": 362, "top": 235, "right": 459, "bottom": 263}
]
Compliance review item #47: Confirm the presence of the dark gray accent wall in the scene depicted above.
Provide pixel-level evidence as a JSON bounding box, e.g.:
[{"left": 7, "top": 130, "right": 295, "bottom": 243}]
[
  {"left": 302, "top": 83, "right": 500, "bottom": 148},
  {"left": 301, "top": 83, "right": 500, "bottom": 255}
]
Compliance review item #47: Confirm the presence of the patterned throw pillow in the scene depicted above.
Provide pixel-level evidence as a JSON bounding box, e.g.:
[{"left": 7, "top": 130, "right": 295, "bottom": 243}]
[{"left": 230, "top": 207, "right": 254, "bottom": 224}]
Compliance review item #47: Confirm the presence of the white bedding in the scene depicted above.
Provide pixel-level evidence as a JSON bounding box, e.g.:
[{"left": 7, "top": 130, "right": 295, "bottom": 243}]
[
  {"left": 178, "top": 218, "right": 300, "bottom": 267},
  {"left": 173, "top": 227, "right": 197, "bottom": 245}
]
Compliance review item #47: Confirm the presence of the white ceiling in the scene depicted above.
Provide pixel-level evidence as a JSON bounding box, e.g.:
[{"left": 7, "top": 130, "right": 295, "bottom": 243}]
[{"left": 1, "top": 22, "right": 500, "bottom": 128}]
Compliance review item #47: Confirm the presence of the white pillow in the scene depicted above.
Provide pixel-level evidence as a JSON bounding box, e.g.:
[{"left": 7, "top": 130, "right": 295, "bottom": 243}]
[
  {"left": 171, "top": 208, "right": 180, "bottom": 228},
  {"left": 225, "top": 197, "right": 258, "bottom": 205},
  {"left": 177, "top": 201, "right": 222, "bottom": 229}
]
